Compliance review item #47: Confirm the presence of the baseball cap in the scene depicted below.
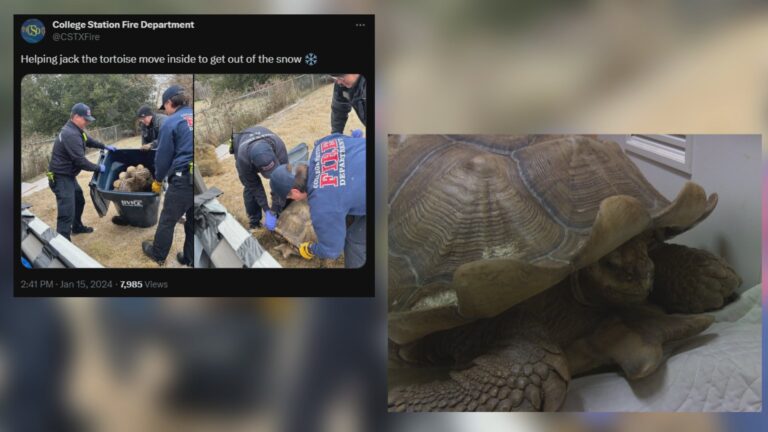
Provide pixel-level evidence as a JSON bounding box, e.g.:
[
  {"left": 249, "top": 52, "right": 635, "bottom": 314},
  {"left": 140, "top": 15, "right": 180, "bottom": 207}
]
[
  {"left": 136, "top": 105, "right": 153, "bottom": 118},
  {"left": 249, "top": 141, "right": 278, "bottom": 177},
  {"left": 270, "top": 164, "right": 299, "bottom": 199},
  {"left": 71, "top": 103, "right": 95, "bottom": 122},
  {"left": 159, "top": 85, "right": 185, "bottom": 110}
]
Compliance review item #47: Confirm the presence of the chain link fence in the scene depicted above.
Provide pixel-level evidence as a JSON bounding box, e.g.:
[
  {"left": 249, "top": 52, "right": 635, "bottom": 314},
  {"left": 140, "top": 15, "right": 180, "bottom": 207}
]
[
  {"left": 21, "top": 125, "right": 120, "bottom": 181},
  {"left": 196, "top": 74, "right": 334, "bottom": 148}
]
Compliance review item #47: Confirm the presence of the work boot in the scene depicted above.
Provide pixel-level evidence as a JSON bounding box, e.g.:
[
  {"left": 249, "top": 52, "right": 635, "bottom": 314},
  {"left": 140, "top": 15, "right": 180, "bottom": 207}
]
[
  {"left": 176, "top": 252, "right": 192, "bottom": 267},
  {"left": 142, "top": 240, "right": 164, "bottom": 265},
  {"left": 72, "top": 225, "right": 94, "bottom": 234}
]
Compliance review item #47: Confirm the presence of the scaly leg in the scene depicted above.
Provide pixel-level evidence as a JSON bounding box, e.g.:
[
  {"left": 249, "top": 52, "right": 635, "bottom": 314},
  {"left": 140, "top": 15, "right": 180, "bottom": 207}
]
[
  {"left": 566, "top": 305, "right": 714, "bottom": 379},
  {"left": 389, "top": 336, "right": 569, "bottom": 412},
  {"left": 650, "top": 244, "right": 741, "bottom": 313}
]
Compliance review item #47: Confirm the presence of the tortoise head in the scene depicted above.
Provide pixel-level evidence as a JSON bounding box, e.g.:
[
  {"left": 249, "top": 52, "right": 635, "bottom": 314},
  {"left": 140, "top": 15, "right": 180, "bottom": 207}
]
[{"left": 578, "top": 234, "right": 654, "bottom": 305}]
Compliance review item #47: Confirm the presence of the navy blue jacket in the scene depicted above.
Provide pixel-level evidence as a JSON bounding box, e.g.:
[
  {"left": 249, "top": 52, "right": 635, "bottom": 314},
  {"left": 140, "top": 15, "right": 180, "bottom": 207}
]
[
  {"left": 48, "top": 120, "right": 107, "bottom": 177},
  {"left": 307, "top": 134, "right": 366, "bottom": 259},
  {"left": 331, "top": 76, "right": 367, "bottom": 134},
  {"left": 234, "top": 126, "right": 288, "bottom": 213},
  {"left": 154, "top": 106, "right": 193, "bottom": 181}
]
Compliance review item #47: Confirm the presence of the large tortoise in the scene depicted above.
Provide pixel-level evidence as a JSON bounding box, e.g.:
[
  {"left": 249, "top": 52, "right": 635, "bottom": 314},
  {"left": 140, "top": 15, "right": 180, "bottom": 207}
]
[
  {"left": 113, "top": 164, "right": 153, "bottom": 192},
  {"left": 388, "top": 135, "right": 741, "bottom": 412},
  {"left": 273, "top": 200, "right": 317, "bottom": 258}
]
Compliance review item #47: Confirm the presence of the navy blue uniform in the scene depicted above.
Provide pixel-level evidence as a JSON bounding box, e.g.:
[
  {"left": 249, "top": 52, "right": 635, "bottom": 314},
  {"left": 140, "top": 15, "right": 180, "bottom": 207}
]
[
  {"left": 148, "top": 106, "right": 194, "bottom": 262},
  {"left": 48, "top": 120, "right": 107, "bottom": 239},
  {"left": 307, "top": 134, "right": 366, "bottom": 268},
  {"left": 234, "top": 126, "right": 289, "bottom": 227},
  {"left": 154, "top": 106, "right": 193, "bottom": 181},
  {"left": 49, "top": 120, "right": 106, "bottom": 176},
  {"left": 330, "top": 76, "right": 366, "bottom": 134}
]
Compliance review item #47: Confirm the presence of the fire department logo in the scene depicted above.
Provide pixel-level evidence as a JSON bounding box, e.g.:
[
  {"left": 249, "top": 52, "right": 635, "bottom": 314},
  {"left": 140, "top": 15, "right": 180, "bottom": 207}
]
[{"left": 21, "top": 19, "right": 45, "bottom": 44}]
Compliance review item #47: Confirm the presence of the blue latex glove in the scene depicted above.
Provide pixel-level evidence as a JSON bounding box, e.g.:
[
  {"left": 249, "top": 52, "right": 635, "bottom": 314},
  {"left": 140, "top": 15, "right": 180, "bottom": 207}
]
[
  {"left": 351, "top": 129, "right": 364, "bottom": 138},
  {"left": 98, "top": 164, "right": 106, "bottom": 173},
  {"left": 264, "top": 210, "right": 278, "bottom": 231},
  {"left": 105, "top": 145, "right": 117, "bottom": 152}
]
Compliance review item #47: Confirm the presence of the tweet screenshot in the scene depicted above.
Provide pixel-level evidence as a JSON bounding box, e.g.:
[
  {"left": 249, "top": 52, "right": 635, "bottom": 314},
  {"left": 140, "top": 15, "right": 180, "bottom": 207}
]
[{"left": 14, "top": 15, "right": 374, "bottom": 296}]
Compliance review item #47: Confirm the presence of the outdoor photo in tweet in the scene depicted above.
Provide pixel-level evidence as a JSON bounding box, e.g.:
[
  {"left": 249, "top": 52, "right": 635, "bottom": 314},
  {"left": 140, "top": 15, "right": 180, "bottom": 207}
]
[{"left": 15, "top": 15, "right": 374, "bottom": 295}]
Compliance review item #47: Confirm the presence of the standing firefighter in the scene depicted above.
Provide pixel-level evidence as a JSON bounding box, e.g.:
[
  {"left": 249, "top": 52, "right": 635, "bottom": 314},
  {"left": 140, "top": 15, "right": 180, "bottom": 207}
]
[
  {"left": 136, "top": 105, "right": 168, "bottom": 151},
  {"left": 47, "top": 103, "right": 117, "bottom": 240},
  {"left": 330, "top": 74, "right": 366, "bottom": 134},
  {"left": 141, "top": 85, "right": 194, "bottom": 267},
  {"left": 270, "top": 133, "right": 366, "bottom": 268},
  {"left": 231, "top": 126, "right": 289, "bottom": 230}
]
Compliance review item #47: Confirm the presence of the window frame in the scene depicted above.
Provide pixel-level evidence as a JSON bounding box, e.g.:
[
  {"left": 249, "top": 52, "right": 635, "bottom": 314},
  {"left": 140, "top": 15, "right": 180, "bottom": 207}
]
[{"left": 623, "top": 134, "right": 693, "bottom": 174}]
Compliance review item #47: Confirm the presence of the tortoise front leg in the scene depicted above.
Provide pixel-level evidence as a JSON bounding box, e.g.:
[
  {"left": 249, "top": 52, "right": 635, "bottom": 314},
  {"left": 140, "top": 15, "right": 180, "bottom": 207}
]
[
  {"left": 566, "top": 305, "right": 714, "bottom": 379},
  {"left": 649, "top": 244, "right": 741, "bottom": 313},
  {"left": 388, "top": 336, "right": 570, "bottom": 412}
]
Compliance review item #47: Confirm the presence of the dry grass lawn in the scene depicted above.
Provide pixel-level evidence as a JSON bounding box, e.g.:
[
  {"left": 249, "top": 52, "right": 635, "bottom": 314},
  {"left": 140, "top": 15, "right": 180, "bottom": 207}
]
[
  {"left": 200, "top": 83, "right": 365, "bottom": 268},
  {"left": 195, "top": 94, "right": 272, "bottom": 147},
  {"left": 22, "top": 135, "right": 188, "bottom": 268}
]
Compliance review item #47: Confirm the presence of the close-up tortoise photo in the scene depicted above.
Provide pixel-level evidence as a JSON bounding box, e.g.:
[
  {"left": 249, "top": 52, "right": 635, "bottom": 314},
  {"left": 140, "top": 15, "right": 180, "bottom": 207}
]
[{"left": 387, "top": 135, "right": 745, "bottom": 412}]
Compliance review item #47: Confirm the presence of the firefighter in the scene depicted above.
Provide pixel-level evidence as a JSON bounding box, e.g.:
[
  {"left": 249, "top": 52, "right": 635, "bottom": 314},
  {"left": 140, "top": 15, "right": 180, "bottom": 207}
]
[
  {"left": 141, "top": 85, "right": 194, "bottom": 266},
  {"left": 231, "top": 126, "right": 289, "bottom": 230},
  {"left": 329, "top": 74, "right": 366, "bottom": 134},
  {"left": 47, "top": 103, "right": 116, "bottom": 240},
  {"left": 270, "top": 133, "right": 366, "bottom": 268},
  {"left": 136, "top": 105, "right": 168, "bottom": 151}
]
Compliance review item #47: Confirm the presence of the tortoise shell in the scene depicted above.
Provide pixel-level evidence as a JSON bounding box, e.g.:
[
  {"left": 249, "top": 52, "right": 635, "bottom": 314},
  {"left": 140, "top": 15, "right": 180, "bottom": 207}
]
[
  {"left": 132, "top": 166, "right": 152, "bottom": 185},
  {"left": 116, "top": 165, "right": 152, "bottom": 192},
  {"left": 388, "top": 135, "right": 717, "bottom": 344},
  {"left": 275, "top": 200, "right": 317, "bottom": 247}
]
